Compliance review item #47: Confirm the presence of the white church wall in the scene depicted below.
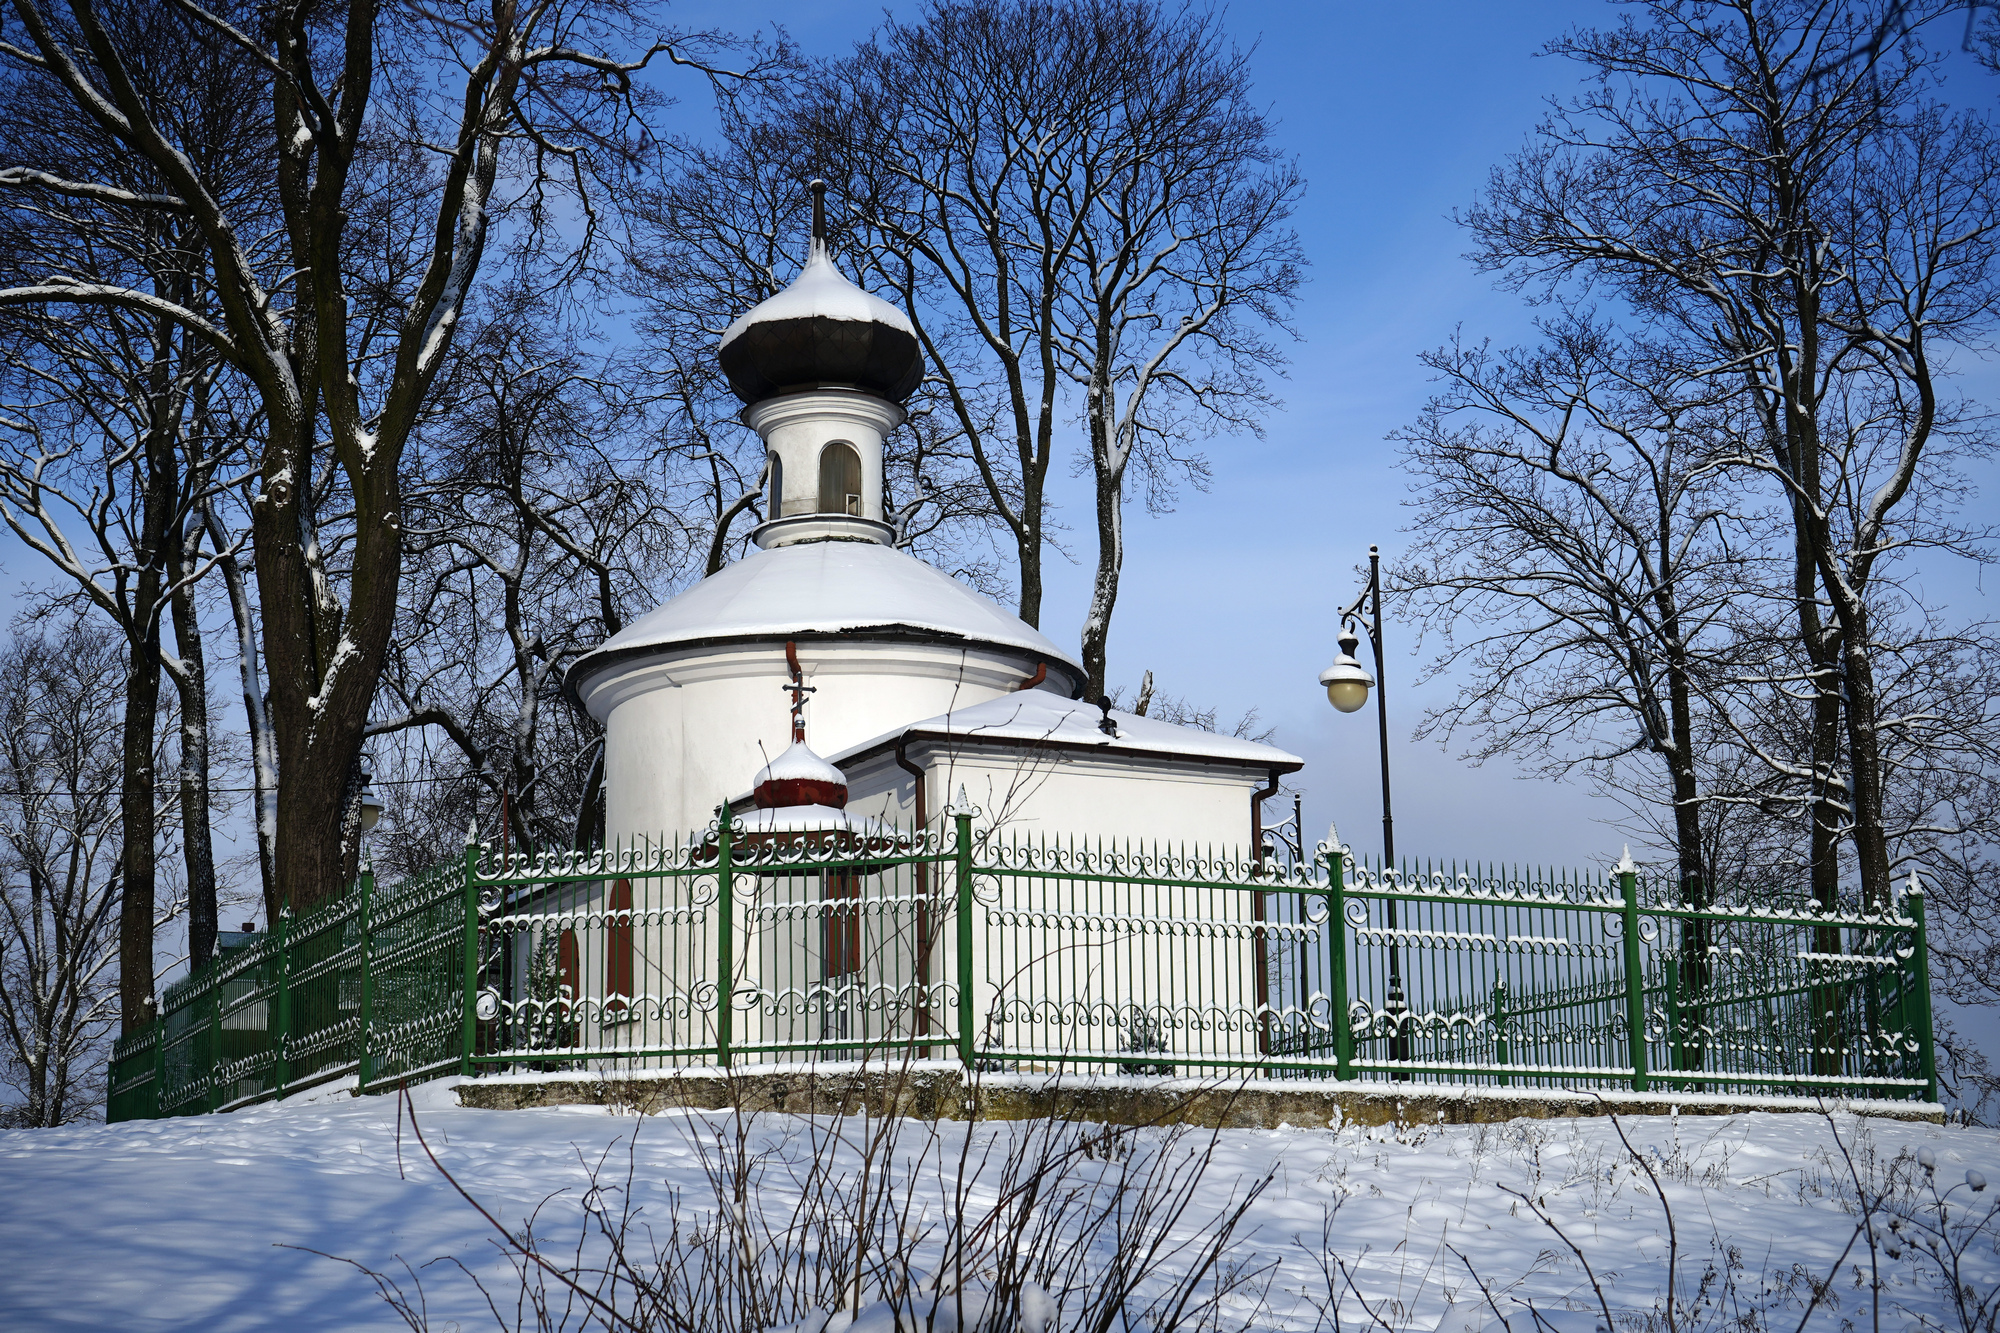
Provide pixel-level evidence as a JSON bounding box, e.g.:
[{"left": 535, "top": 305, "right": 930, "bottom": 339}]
[
  {"left": 842, "top": 743, "right": 1264, "bottom": 851},
  {"left": 840, "top": 743, "right": 1278, "bottom": 1068},
  {"left": 509, "top": 742, "right": 1282, "bottom": 1074},
  {"left": 592, "top": 641, "right": 1057, "bottom": 841}
]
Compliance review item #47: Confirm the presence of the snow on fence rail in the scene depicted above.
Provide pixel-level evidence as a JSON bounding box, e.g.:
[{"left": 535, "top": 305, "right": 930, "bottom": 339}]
[{"left": 106, "top": 808, "right": 1939, "bottom": 1122}]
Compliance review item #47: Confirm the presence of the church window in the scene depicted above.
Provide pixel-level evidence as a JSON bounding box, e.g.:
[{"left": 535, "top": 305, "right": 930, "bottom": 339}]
[
  {"left": 767, "top": 453, "right": 783, "bottom": 517},
  {"left": 606, "top": 878, "right": 633, "bottom": 1014},
  {"left": 825, "top": 871, "right": 862, "bottom": 980},
  {"left": 818, "top": 441, "right": 862, "bottom": 516}
]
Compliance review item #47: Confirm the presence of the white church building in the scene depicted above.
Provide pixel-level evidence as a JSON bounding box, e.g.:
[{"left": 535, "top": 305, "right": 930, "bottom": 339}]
[{"left": 553, "top": 201, "right": 1302, "bottom": 1065}]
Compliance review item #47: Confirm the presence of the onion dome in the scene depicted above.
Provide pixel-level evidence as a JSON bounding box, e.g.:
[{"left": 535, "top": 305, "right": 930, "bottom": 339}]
[
  {"left": 752, "top": 740, "right": 848, "bottom": 810},
  {"left": 716, "top": 182, "right": 923, "bottom": 407},
  {"left": 734, "top": 739, "right": 899, "bottom": 852}
]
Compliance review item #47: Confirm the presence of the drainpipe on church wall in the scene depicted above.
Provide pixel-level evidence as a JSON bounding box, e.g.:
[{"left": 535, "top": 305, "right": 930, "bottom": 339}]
[
  {"left": 1251, "top": 768, "right": 1282, "bottom": 1057},
  {"left": 896, "top": 738, "right": 933, "bottom": 1046}
]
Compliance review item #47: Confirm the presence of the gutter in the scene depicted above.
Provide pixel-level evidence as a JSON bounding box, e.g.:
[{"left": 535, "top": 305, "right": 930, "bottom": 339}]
[
  {"left": 893, "top": 738, "right": 928, "bottom": 833},
  {"left": 893, "top": 736, "right": 936, "bottom": 1045},
  {"left": 838, "top": 727, "right": 1304, "bottom": 780},
  {"left": 1250, "top": 767, "right": 1284, "bottom": 1058},
  {"left": 1251, "top": 768, "right": 1284, "bottom": 864}
]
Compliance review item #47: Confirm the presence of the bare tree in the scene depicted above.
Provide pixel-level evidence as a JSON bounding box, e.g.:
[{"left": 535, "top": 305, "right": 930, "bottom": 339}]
[
  {"left": 811, "top": 0, "right": 1303, "bottom": 688},
  {"left": 370, "top": 303, "right": 685, "bottom": 874},
  {"left": 1463, "top": 0, "right": 2000, "bottom": 908},
  {"left": 1395, "top": 318, "right": 1744, "bottom": 926},
  {"left": 0, "top": 0, "right": 761, "bottom": 918},
  {"left": 0, "top": 620, "right": 137, "bottom": 1126},
  {"left": 0, "top": 7, "right": 261, "bottom": 1013}
]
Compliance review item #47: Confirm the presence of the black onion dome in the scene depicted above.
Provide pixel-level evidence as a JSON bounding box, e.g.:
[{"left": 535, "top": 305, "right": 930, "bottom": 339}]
[{"left": 717, "top": 242, "right": 924, "bottom": 406}]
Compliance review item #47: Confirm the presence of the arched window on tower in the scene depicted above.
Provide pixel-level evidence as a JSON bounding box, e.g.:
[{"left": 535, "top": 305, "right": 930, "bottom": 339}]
[
  {"left": 767, "top": 453, "right": 784, "bottom": 518},
  {"left": 818, "top": 441, "right": 862, "bottom": 516}
]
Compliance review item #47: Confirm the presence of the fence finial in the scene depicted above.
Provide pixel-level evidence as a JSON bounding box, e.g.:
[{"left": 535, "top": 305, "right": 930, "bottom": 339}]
[
  {"left": 465, "top": 819, "right": 479, "bottom": 846},
  {"left": 1617, "top": 845, "right": 1635, "bottom": 875},
  {"left": 1907, "top": 867, "right": 1922, "bottom": 898}
]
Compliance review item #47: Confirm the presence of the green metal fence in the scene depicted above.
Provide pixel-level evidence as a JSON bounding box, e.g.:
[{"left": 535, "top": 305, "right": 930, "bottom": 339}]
[
  {"left": 1295, "top": 855, "right": 1936, "bottom": 1101},
  {"left": 106, "top": 856, "right": 468, "bottom": 1121},
  {"left": 106, "top": 808, "right": 1938, "bottom": 1122}
]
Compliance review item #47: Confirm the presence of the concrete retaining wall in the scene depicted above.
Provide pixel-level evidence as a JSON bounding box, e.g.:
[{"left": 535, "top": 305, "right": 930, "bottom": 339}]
[{"left": 452, "top": 1062, "right": 1943, "bottom": 1127}]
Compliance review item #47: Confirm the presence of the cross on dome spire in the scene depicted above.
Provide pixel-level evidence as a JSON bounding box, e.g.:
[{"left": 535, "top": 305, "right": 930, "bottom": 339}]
[{"left": 783, "top": 640, "right": 814, "bottom": 743}]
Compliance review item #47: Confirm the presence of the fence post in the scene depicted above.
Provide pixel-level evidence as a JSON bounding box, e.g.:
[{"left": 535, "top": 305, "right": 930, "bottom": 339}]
[
  {"left": 1908, "top": 881, "right": 1938, "bottom": 1106},
  {"left": 1326, "top": 848, "right": 1352, "bottom": 1081},
  {"left": 206, "top": 962, "right": 224, "bottom": 1113},
  {"left": 717, "top": 804, "right": 734, "bottom": 1070},
  {"left": 272, "top": 906, "right": 293, "bottom": 1099},
  {"left": 1491, "top": 980, "right": 1509, "bottom": 1087},
  {"left": 460, "top": 831, "right": 482, "bottom": 1077},
  {"left": 955, "top": 808, "right": 976, "bottom": 1070},
  {"left": 1620, "top": 852, "right": 1649, "bottom": 1094},
  {"left": 357, "top": 864, "right": 376, "bottom": 1094},
  {"left": 150, "top": 1007, "right": 167, "bottom": 1119},
  {"left": 1663, "top": 957, "right": 1681, "bottom": 1093}
]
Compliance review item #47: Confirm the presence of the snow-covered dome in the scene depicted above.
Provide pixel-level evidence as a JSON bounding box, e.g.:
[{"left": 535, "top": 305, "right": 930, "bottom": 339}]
[
  {"left": 752, "top": 740, "right": 848, "bottom": 810},
  {"left": 734, "top": 740, "right": 902, "bottom": 847},
  {"left": 568, "top": 541, "right": 1083, "bottom": 706},
  {"left": 717, "top": 240, "right": 923, "bottom": 407}
]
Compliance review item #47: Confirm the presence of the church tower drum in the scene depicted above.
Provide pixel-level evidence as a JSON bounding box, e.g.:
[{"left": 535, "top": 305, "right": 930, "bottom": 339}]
[{"left": 719, "top": 181, "right": 922, "bottom": 551}]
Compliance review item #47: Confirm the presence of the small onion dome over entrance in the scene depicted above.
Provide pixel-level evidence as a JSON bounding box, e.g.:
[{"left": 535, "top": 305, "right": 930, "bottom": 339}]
[
  {"left": 717, "top": 183, "right": 922, "bottom": 408},
  {"left": 753, "top": 739, "right": 849, "bottom": 810},
  {"left": 731, "top": 740, "right": 902, "bottom": 868}
]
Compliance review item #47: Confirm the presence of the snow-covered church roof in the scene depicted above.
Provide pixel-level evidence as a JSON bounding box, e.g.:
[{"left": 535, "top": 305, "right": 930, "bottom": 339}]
[
  {"left": 830, "top": 690, "right": 1304, "bottom": 772},
  {"left": 568, "top": 541, "right": 1084, "bottom": 701}
]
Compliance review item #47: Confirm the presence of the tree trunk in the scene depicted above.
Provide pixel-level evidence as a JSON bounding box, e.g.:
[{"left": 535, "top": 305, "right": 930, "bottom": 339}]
[
  {"left": 168, "top": 529, "right": 218, "bottom": 965},
  {"left": 1014, "top": 491, "right": 1045, "bottom": 630},
  {"left": 204, "top": 504, "right": 278, "bottom": 920},
  {"left": 1079, "top": 374, "right": 1123, "bottom": 699},
  {"left": 254, "top": 407, "right": 406, "bottom": 911},
  {"left": 119, "top": 392, "right": 179, "bottom": 1030},
  {"left": 338, "top": 752, "right": 365, "bottom": 889},
  {"left": 572, "top": 741, "right": 605, "bottom": 852},
  {"left": 1838, "top": 605, "right": 1893, "bottom": 908},
  {"left": 116, "top": 627, "right": 160, "bottom": 1032},
  {"left": 1794, "top": 509, "right": 1849, "bottom": 1075},
  {"left": 1653, "top": 562, "right": 1709, "bottom": 1071}
]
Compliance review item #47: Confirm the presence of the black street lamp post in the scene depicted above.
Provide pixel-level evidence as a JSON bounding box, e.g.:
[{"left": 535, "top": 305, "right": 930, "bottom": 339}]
[{"left": 1319, "top": 544, "right": 1408, "bottom": 1070}]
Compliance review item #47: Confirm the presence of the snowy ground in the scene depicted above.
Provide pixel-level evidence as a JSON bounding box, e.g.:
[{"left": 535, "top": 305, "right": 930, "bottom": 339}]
[{"left": 1, "top": 1080, "right": 1993, "bottom": 1332}]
